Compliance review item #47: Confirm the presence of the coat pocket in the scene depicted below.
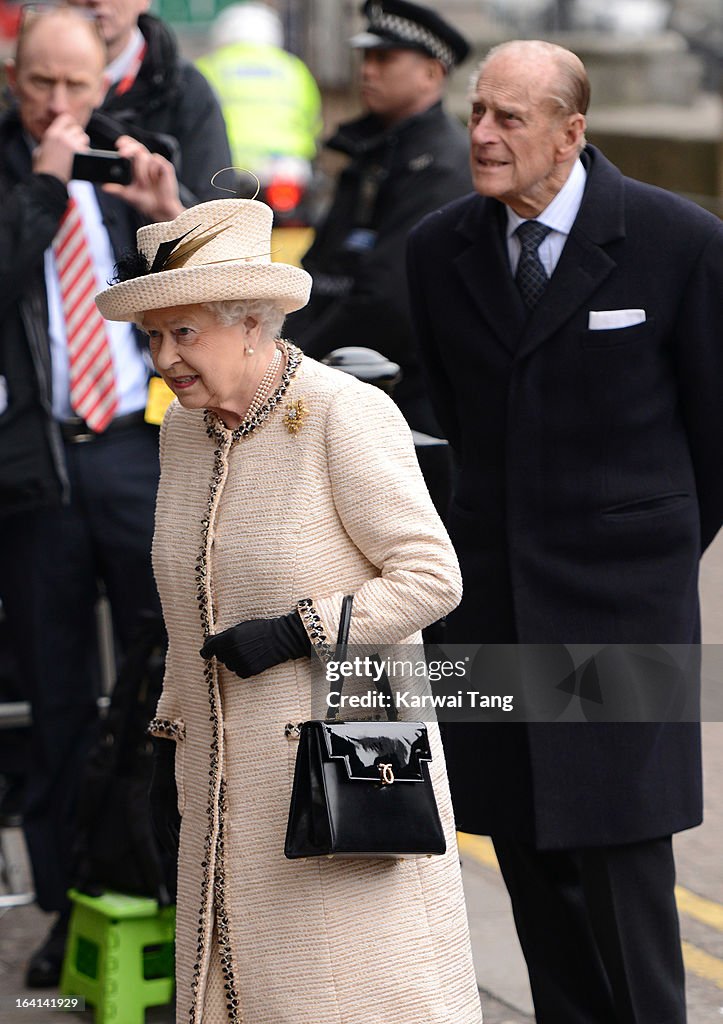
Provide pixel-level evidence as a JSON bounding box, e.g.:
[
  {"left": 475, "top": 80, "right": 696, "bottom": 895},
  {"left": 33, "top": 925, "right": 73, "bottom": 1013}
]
[
  {"left": 581, "top": 317, "right": 655, "bottom": 349},
  {"left": 601, "top": 491, "right": 691, "bottom": 521},
  {"left": 148, "top": 716, "right": 186, "bottom": 814}
]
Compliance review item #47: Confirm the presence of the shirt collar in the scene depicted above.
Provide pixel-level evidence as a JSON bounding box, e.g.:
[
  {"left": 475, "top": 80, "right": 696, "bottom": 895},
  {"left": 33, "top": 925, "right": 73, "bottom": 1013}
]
[
  {"left": 105, "top": 26, "right": 145, "bottom": 86},
  {"left": 506, "top": 156, "right": 587, "bottom": 239}
]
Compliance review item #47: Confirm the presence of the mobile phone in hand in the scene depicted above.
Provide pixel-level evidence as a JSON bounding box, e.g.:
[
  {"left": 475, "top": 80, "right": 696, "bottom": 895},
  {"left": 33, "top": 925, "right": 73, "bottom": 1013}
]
[{"left": 72, "top": 149, "right": 132, "bottom": 185}]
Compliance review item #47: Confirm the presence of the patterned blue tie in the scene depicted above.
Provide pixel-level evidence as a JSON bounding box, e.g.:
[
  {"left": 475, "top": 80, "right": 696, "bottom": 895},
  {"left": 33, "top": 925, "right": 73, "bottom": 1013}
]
[{"left": 515, "top": 221, "right": 552, "bottom": 309}]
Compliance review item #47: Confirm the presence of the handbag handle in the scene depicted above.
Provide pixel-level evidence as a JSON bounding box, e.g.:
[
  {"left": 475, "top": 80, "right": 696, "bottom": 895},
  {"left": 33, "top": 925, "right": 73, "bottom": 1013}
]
[
  {"left": 327, "top": 594, "right": 398, "bottom": 722},
  {"left": 335, "top": 593, "right": 354, "bottom": 660}
]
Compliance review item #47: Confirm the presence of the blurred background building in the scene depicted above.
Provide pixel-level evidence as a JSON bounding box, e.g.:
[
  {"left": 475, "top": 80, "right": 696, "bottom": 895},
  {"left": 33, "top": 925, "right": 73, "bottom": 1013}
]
[
  {"left": 173, "top": 0, "right": 722, "bottom": 216},
  {"left": 0, "top": 0, "right": 720, "bottom": 211}
]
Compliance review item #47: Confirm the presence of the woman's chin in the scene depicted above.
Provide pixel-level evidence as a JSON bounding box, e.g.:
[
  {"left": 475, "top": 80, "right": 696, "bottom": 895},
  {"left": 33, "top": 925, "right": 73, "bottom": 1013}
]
[
  {"left": 168, "top": 379, "right": 207, "bottom": 409},
  {"left": 173, "top": 392, "right": 200, "bottom": 409}
]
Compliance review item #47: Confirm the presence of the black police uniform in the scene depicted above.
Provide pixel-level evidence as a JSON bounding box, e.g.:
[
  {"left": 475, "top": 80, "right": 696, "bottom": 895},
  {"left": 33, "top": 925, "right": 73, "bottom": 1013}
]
[
  {"left": 287, "top": 0, "right": 471, "bottom": 435},
  {"left": 288, "top": 101, "right": 471, "bottom": 434}
]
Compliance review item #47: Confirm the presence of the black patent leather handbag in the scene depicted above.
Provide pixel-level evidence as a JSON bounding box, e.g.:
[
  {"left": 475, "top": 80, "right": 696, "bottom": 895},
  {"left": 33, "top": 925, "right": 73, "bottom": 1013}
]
[{"left": 284, "top": 595, "right": 446, "bottom": 859}]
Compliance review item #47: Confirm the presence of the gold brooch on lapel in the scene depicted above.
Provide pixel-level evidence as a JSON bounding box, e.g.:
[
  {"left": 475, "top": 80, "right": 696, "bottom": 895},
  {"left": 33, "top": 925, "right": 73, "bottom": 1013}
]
[{"left": 283, "top": 398, "right": 308, "bottom": 435}]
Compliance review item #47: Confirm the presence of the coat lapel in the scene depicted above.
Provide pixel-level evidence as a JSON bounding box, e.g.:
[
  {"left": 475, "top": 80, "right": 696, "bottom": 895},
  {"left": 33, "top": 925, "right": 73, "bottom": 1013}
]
[
  {"left": 453, "top": 197, "right": 526, "bottom": 355},
  {"left": 518, "top": 147, "right": 627, "bottom": 358}
]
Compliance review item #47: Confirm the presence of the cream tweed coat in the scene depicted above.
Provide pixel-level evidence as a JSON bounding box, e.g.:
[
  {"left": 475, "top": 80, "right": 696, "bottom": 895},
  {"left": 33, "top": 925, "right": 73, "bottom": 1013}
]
[{"left": 150, "top": 349, "right": 482, "bottom": 1024}]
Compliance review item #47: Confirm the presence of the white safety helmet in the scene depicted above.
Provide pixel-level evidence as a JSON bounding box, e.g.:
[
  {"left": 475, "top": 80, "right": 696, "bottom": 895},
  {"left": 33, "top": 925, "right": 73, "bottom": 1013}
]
[{"left": 210, "top": 2, "right": 284, "bottom": 51}]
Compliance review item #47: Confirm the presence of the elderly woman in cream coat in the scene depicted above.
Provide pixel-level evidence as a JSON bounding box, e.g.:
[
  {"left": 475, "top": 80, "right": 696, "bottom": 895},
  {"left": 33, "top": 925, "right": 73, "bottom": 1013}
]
[{"left": 96, "top": 199, "right": 482, "bottom": 1024}]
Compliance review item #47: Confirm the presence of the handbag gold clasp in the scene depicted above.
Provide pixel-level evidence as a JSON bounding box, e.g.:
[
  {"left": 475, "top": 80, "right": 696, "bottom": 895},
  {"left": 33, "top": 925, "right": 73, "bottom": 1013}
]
[{"left": 378, "top": 763, "right": 395, "bottom": 785}]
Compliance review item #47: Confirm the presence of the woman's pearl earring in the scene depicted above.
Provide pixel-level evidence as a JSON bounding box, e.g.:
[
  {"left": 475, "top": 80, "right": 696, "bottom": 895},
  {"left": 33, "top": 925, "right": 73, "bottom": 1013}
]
[{"left": 246, "top": 346, "right": 254, "bottom": 356}]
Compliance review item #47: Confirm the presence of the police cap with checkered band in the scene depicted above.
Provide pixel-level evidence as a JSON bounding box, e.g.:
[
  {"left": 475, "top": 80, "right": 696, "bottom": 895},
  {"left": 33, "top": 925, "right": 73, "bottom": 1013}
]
[{"left": 350, "top": 0, "right": 470, "bottom": 72}]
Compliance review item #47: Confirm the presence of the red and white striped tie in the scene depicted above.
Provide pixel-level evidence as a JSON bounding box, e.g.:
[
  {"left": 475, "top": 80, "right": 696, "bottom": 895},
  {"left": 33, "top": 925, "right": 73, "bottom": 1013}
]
[{"left": 53, "top": 198, "right": 118, "bottom": 432}]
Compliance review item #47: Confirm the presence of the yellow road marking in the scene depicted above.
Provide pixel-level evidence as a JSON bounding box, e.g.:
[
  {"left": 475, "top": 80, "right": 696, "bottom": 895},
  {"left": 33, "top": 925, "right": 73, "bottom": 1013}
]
[
  {"left": 457, "top": 831, "right": 723, "bottom": 990},
  {"left": 676, "top": 886, "right": 723, "bottom": 932},
  {"left": 682, "top": 942, "right": 723, "bottom": 990},
  {"left": 457, "top": 832, "right": 497, "bottom": 869}
]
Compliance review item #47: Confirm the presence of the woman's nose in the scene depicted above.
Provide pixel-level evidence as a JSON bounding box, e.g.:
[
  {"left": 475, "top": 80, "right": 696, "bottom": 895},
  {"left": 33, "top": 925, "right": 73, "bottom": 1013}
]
[{"left": 153, "top": 336, "right": 179, "bottom": 370}]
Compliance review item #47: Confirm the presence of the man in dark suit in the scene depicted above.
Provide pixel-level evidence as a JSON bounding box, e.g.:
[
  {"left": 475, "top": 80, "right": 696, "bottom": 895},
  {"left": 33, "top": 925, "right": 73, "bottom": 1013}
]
[
  {"left": 68, "top": 0, "right": 231, "bottom": 205},
  {"left": 407, "top": 39, "right": 723, "bottom": 1024},
  {"left": 0, "top": 4, "right": 182, "bottom": 986}
]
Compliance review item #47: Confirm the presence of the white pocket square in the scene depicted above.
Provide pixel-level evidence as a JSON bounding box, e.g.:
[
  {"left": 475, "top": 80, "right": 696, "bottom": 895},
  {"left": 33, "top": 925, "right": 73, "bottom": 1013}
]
[{"left": 588, "top": 309, "right": 646, "bottom": 330}]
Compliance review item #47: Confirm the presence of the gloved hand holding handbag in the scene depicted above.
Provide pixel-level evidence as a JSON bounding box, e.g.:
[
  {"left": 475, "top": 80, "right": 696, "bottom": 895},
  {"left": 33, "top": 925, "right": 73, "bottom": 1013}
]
[{"left": 200, "top": 609, "right": 310, "bottom": 679}]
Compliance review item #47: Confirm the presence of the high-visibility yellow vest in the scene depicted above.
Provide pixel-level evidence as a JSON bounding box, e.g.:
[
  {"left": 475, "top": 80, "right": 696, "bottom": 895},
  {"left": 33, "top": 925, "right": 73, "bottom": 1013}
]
[{"left": 196, "top": 42, "right": 322, "bottom": 174}]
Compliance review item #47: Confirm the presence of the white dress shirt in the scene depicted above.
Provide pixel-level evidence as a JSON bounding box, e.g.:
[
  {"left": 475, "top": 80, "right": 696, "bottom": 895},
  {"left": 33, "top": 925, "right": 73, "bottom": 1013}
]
[{"left": 506, "top": 157, "right": 587, "bottom": 278}]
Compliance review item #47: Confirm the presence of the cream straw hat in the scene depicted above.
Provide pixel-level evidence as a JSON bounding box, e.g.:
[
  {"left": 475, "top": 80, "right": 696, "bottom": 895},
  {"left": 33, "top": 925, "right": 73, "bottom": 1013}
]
[{"left": 96, "top": 199, "right": 311, "bottom": 322}]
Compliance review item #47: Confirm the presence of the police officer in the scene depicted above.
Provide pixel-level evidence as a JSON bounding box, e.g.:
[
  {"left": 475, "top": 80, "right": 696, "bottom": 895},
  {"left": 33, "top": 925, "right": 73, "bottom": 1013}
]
[
  {"left": 197, "top": 2, "right": 321, "bottom": 185},
  {"left": 287, "top": 0, "right": 471, "bottom": 435}
]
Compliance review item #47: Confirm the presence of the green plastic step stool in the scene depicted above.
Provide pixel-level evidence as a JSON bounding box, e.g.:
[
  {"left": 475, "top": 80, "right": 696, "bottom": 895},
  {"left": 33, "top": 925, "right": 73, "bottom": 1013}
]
[{"left": 60, "top": 889, "right": 175, "bottom": 1024}]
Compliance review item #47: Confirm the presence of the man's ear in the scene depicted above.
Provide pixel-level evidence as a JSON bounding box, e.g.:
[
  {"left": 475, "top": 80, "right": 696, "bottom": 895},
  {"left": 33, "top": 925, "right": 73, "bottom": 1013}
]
[
  {"left": 426, "top": 57, "right": 446, "bottom": 89},
  {"left": 557, "top": 113, "right": 586, "bottom": 162},
  {"left": 5, "top": 58, "right": 17, "bottom": 95}
]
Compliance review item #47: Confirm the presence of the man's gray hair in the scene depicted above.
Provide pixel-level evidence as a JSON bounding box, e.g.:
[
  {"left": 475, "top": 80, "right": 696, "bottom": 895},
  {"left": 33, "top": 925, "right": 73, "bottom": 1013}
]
[
  {"left": 470, "top": 39, "right": 590, "bottom": 118},
  {"left": 203, "top": 298, "right": 286, "bottom": 339}
]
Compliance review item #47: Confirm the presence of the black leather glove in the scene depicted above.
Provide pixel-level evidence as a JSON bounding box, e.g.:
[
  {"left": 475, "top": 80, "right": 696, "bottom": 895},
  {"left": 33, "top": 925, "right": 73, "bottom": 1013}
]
[
  {"left": 200, "top": 610, "right": 310, "bottom": 679},
  {"left": 149, "top": 737, "right": 181, "bottom": 871}
]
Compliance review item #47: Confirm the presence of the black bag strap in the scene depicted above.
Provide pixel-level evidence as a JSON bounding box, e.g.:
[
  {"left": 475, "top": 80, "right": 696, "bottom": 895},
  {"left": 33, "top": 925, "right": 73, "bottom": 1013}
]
[
  {"left": 335, "top": 593, "right": 354, "bottom": 660},
  {"left": 327, "top": 594, "right": 398, "bottom": 722}
]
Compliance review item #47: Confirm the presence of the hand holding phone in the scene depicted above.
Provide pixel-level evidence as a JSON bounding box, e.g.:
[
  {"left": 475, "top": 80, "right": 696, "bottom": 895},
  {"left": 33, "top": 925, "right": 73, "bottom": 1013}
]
[
  {"left": 72, "top": 149, "right": 132, "bottom": 185},
  {"left": 105, "top": 135, "right": 183, "bottom": 222}
]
